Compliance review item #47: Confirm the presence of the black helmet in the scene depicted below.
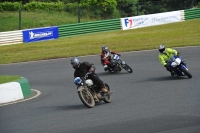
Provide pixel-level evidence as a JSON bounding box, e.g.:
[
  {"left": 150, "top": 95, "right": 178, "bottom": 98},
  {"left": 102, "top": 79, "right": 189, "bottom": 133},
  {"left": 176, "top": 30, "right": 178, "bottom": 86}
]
[
  {"left": 158, "top": 45, "right": 165, "bottom": 53},
  {"left": 70, "top": 57, "right": 80, "bottom": 69},
  {"left": 102, "top": 46, "right": 108, "bottom": 52}
]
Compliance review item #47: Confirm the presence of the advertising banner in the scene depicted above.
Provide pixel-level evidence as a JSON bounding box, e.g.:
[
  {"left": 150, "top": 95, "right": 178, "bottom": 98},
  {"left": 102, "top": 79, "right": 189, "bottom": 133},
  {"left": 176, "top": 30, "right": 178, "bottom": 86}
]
[
  {"left": 121, "top": 11, "right": 181, "bottom": 30},
  {"left": 23, "top": 26, "right": 59, "bottom": 43},
  {"left": 151, "top": 11, "right": 181, "bottom": 26},
  {"left": 121, "top": 15, "right": 152, "bottom": 30}
]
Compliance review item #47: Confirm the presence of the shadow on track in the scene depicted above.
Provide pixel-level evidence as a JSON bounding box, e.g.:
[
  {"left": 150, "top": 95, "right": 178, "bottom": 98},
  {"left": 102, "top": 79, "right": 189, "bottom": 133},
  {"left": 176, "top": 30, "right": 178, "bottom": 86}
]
[
  {"left": 134, "top": 76, "right": 190, "bottom": 83},
  {"left": 50, "top": 102, "right": 106, "bottom": 111},
  {"left": 96, "top": 72, "right": 131, "bottom": 76}
]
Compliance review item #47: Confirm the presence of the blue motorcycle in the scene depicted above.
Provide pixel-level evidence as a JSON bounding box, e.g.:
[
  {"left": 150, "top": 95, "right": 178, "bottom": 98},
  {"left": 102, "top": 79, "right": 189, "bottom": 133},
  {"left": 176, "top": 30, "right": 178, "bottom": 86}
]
[{"left": 167, "top": 55, "right": 192, "bottom": 78}]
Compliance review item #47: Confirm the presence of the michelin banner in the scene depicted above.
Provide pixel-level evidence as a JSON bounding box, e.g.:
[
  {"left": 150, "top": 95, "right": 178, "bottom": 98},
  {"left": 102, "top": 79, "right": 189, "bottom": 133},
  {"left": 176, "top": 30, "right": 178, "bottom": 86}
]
[
  {"left": 121, "top": 11, "right": 181, "bottom": 30},
  {"left": 23, "top": 26, "right": 58, "bottom": 43}
]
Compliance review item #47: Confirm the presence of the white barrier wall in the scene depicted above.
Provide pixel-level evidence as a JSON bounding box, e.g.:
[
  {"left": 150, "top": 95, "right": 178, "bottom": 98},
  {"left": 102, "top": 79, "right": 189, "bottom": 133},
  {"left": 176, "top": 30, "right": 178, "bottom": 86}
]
[
  {"left": 0, "top": 30, "right": 23, "bottom": 46},
  {"left": 121, "top": 11, "right": 183, "bottom": 30},
  {"left": 0, "top": 82, "right": 24, "bottom": 104}
]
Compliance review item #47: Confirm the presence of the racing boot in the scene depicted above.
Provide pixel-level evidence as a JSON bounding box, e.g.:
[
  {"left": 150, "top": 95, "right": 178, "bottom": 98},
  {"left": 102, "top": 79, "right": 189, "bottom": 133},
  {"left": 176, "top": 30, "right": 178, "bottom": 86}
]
[
  {"left": 101, "top": 87, "right": 113, "bottom": 96},
  {"left": 104, "top": 65, "right": 108, "bottom": 71},
  {"left": 101, "top": 88, "right": 108, "bottom": 93},
  {"left": 171, "top": 70, "right": 175, "bottom": 77}
]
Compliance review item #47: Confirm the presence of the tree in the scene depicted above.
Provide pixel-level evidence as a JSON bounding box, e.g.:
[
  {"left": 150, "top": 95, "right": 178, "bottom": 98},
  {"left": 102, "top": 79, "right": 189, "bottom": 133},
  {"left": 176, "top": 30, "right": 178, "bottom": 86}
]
[{"left": 117, "top": 0, "right": 139, "bottom": 17}]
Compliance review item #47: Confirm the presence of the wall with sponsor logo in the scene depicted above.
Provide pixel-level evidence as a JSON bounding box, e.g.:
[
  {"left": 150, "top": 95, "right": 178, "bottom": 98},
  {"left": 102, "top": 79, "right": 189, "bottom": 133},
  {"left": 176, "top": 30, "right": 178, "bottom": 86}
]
[
  {"left": 121, "top": 11, "right": 183, "bottom": 30},
  {"left": 23, "top": 26, "right": 59, "bottom": 43}
]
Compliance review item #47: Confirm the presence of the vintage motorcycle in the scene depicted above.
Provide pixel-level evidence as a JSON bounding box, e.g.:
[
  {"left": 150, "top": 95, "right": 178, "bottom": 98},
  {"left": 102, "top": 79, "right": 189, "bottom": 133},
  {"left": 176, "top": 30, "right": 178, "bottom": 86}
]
[
  {"left": 167, "top": 55, "right": 192, "bottom": 78},
  {"left": 74, "top": 73, "right": 112, "bottom": 108},
  {"left": 103, "top": 54, "right": 133, "bottom": 73}
]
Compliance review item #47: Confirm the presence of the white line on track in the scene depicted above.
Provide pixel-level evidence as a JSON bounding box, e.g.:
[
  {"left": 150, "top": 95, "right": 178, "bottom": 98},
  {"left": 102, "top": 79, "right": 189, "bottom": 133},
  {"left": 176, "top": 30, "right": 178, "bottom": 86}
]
[{"left": 0, "top": 89, "right": 41, "bottom": 107}]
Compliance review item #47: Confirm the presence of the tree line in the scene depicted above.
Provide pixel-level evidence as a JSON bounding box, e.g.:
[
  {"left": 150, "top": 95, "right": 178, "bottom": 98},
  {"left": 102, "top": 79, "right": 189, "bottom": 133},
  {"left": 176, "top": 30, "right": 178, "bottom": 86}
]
[{"left": 0, "top": 0, "right": 199, "bottom": 18}]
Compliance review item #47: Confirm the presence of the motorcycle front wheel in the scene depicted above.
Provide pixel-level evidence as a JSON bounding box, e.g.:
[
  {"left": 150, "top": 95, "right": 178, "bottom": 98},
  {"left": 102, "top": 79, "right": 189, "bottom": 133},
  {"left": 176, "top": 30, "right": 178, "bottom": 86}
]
[
  {"left": 181, "top": 67, "right": 192, "bottom": 78},
  {"left": 78, "top": 89, "right": 95, "bottom": 108},
  {"left": 123, "top": 64, "right": 133, "bottom": 73}
]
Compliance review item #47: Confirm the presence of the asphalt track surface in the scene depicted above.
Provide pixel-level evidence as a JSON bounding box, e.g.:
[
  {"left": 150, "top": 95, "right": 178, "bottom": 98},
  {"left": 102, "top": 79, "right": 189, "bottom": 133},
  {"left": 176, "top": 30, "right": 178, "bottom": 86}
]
[{"left": 0, "top": 47, "right": 200, "bottom": 133}]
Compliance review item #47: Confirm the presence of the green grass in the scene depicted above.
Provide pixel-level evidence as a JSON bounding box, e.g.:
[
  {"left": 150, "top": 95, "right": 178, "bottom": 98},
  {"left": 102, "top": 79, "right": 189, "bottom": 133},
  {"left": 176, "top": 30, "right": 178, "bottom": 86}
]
[
  {"left": 0, "top": 18, "right": 200, "bottom": 64},
  {"left": 0, "top": 11, "right": 97, "bottom": 32},
  {"left": 0, "top": 75, "right": 21, "bottom": 84}
]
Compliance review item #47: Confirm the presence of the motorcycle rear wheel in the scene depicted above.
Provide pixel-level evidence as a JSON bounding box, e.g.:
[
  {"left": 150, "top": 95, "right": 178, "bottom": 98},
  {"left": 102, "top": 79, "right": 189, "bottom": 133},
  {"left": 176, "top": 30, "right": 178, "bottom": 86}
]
[
  {"left": 103, "top": 83, "right": 111, "bottom": 103},
  {"left": 123, "top": 64, "right": 133, "bottom": 73},
  {"left": 181, "top": 68, "right": 192, "bottom": 78},
  {"left": 78, "top": 89, "right": 95, "bottom": 108}
]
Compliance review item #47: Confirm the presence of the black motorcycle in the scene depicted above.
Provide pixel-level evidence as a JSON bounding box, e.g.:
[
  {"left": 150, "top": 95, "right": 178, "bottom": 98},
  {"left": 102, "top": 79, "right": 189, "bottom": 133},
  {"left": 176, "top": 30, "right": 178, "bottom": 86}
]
[{"left": 74, "top": 73, "right": 112, "bottom": 108}]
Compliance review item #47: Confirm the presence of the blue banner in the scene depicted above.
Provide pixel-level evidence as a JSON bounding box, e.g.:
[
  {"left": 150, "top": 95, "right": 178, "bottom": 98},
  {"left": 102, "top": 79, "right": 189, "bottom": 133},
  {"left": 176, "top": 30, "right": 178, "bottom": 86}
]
[{"left": 23, "top": 26, "right": 59, "bottom": 43}]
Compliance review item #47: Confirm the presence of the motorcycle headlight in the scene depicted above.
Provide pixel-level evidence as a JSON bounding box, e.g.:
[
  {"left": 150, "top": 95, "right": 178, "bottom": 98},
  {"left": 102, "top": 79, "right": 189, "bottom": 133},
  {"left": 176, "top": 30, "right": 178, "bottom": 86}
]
[
  {"left": 85, "top": 79, "right": 94, "bottom": 86},
  {"left": 171, "top": 62, "right": 177, "bottom": 67},
  {"left": 113, "top": 54, "right": 119, "bottom": 60},
  {"left": 74, "top": 77, "right": 82, "bottom": 85}
]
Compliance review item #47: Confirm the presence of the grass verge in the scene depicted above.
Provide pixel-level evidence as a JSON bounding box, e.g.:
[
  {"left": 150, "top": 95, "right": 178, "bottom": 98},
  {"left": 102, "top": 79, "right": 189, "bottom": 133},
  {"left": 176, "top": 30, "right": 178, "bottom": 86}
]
[
  {"left": 0, "top": 11, "right": 98, "bottom": 32},
  {"left": 0, "top": 75, "right": 21, "bottom": 84}
]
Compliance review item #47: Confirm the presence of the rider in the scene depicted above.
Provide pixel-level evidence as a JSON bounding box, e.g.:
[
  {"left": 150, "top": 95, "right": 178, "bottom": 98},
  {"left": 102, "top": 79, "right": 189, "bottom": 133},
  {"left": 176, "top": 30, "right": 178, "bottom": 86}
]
[
  {"left": 158, "top": 45, "right": 179, "bottom": 75},
  {"left": 100, "top": 46, "right": 121, "bottom": 71},
  {"left": 70, "top": 57, "right": 108, "bottom": 101}
]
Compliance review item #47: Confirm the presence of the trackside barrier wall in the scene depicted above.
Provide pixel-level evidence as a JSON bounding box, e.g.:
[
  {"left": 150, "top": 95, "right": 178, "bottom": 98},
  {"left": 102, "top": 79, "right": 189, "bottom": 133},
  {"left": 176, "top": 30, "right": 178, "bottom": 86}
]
[
  {"left": 180, "top": 10, "right": 185, "bottom": 20},
  {"left": 58, "top": 18, "right": 121, "bottom": 37},
  {"left": 0, "top": 30, "right": 23, "bottom": 46},
  {"left": 184, "top": 8, "right": 200, "bottom": 20}
]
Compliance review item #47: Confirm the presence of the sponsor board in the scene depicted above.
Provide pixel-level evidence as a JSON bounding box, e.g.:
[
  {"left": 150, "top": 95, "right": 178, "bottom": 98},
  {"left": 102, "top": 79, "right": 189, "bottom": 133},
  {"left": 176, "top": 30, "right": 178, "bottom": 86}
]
[
  {"left": 23, "top": 26, "right": 58, "bottom": 43},
  {"left": 121, "top": 11, "right": 181, "bottom": 30}
]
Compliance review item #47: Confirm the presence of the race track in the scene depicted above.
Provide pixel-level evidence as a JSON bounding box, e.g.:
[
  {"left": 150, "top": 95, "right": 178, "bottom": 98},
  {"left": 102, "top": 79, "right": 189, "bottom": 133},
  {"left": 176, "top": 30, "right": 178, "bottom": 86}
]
[{"left": 0, "top": 46, "right": 200, "bottom": 133}]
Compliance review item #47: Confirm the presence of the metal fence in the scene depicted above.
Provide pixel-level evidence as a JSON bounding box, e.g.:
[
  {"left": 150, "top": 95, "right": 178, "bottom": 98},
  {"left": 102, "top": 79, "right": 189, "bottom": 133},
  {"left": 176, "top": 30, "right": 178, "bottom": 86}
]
[
  {"left": 184, "top": 8, "right": 200, "bottom": 20},
  {"left": 58, "top": 18, "right": 121, "bottom": 37}
]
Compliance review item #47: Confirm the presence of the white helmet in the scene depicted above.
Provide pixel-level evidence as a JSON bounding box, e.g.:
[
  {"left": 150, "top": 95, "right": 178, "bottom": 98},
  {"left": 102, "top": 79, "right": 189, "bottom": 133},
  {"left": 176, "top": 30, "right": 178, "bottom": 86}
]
[{"left": 158, "top": 45, "right": 165, "bottom": 53}]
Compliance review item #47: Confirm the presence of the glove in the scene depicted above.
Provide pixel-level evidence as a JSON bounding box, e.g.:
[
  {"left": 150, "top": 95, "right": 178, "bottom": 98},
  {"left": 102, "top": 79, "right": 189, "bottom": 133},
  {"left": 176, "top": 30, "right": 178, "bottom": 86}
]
[
  {"left": 117, "top": 54, "right": 121, "bottom": 56},
  {"left": 164, "top": 64, "right": 170, "bottom": 71},
  {"left": 164, "top": 64, "right": 168, "bottom": 67}
]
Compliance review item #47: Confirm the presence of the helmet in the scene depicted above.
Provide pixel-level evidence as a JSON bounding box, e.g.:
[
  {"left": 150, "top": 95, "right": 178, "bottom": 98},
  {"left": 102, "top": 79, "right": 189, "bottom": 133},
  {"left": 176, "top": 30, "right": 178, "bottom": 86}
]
[
  {"left": 71, "top": 57, "right": 80, "bottom": 69},
  {"left": 102, "top": 46, "right": 108, "bottom": 52},
  {"left": 158, "top": 45, "right": 165, "bottom": 53}
]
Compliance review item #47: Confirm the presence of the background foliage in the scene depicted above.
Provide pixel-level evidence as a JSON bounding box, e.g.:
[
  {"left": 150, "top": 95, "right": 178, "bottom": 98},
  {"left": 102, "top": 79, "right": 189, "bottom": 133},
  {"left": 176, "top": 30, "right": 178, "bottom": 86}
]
[
  {"left": 1, "top": 0, "right": 199, "bottom": 17},
  {"left": 0, "top": 0, "right": 199, "bottom": 32}
]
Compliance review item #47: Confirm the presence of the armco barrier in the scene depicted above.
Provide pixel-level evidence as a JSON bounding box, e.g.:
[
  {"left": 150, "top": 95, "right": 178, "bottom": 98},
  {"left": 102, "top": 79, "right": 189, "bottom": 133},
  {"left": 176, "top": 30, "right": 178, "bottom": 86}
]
[
  {"left": 0, "top": 77, "right": 31, "bottom": 104},
  {"left": 184, "top": 8, "right": 200, "bottom": 20},
  {"left": 58, "top": 18, "right": 121, "bottom": 37},
  {"left": 0, "top": 30, "right": 23, "bottom": 46},
  {"left": 180, "top": 10, "right": 185, "bottom": 20}
]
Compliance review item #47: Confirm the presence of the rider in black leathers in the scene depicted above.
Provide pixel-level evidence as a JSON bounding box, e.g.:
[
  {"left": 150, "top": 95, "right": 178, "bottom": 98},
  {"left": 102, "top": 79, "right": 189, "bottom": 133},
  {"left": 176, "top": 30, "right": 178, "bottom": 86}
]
[{"left": 71, "top": 57, "right": 108, "bottom": 94}]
